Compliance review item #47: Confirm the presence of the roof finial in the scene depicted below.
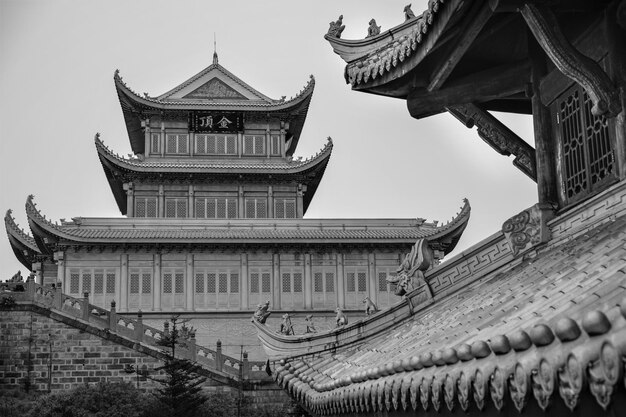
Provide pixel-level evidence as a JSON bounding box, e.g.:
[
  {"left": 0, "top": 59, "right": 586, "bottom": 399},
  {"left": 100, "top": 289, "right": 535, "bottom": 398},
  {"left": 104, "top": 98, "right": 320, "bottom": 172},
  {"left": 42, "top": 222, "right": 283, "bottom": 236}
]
[{"left": 213, "top": 33, "right": 218, "bottom": 65}]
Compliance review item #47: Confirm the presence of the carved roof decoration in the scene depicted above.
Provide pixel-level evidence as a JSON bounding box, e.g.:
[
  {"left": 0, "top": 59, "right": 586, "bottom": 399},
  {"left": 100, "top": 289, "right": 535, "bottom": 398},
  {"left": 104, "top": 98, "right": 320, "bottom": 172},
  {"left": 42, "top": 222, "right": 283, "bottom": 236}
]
[
  {"left": 22, "top": 196, "right": 470, "bottom": 252},
  {"left": 263, "top": 204, "right": 626, "bottom": 415},
  {"left": 4, "top": 209, "right": 42, "bottom": 268},
  {"left": 114, "top": 67, "right": 315, "bottom": 156},
  {"left": 325, "top": 0, "right": 455, "bottom": 90},
  {"left": 94, "top": 135, "right": 333, "bottom": 216}
]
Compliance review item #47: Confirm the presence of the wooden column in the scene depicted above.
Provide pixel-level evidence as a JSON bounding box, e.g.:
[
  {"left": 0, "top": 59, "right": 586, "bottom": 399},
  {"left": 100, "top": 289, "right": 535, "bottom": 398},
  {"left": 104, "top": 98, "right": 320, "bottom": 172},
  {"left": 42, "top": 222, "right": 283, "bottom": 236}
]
[
  {"left": 240, "top": 253, "right": 249, "bottom": 309},
  {"left": 336, "top": 253, "right": 345, "bottom": 309},
  {"left": 160, "top": 121, "right": 165, "bottom": 157},
  {"left": 272, "top": 253, "right": 281, "bottom": 309},
  {"left": 186, "top": 254, "right": 194, "bottom": 311},
  {"left": 368, "top": 253, "right": 377, "bottom": 304},
  {"left": 158, "top": 185, "right": 165, "bottom": 218},
  {"left": 124, "top": 182, "right": 134, "bottom": 217},
  {"left": 304, "top": 253, "right": 312, "bottom": 309},
  {"left": 119, "top": 254, "right": 128, "bottom": 312},
  {"left": 296, "top": 184, "right": 306, "bottom": 218},
  {"left": 268, "top": 185, "right": 274, "bottom": 219},
  {"left": 280, "top": 125, "right": 286, "bottom": 158},
  {"left": 529, "top": 35, "right": 559, "bottom": 207},
  {"left": 153, "top": 253, "right": 161, "bottom": 312},
  {"left": 54, "top": 251, "right": 65, "bottom": 288},
  {"left": 238, "top": 186, "right": 245, "bottom": 219},
  {"left": 265, "top": 129, "right": 271, "bottom": 159},
  {"left": 188, "top": 184, "right": 194, "bottom": 218},
  {"left": 237, "top": 133, "right": 243, "bottom": 157},
  {"left": 144, "top": 120, "right": 151, "bottom": 156},
  {"left": 189, "top": 132, "right": 194, "bottom": 157}
]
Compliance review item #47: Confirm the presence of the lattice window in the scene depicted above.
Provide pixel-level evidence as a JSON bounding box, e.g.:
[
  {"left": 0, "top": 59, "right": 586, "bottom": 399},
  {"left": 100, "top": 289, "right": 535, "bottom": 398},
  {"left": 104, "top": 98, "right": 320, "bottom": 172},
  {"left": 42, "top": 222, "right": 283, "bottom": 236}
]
[
  {"left": 245, "top": 198, "right": 267, "bottom": 218},
  {"left": 130, "top": 273, "right": 140, "bottom": 294},
  {"left": 196, "top": 134, "right": 237, "bottom": 155},
  {"left": 282, "top": 273, "right": 291, "bottom": 292},
  {"left": 141, "top": 273, "right": 151, "bottom": 294},
  {"left": 195, "top": 198, "right": 237, "bottom": 219},
  {"left": 196, "top": 134, "right": 207, "bottom": 154},
  {"left": 195, "top": 273, "right": 204, "bottom": 293},
  {"left": 151, "top": 133, "right": 160, "bottom": 154},
  {"left": 166, "top": 134, "right": 188, "bottom": 154},
  {"left": 82, "top": 273, "right": 91, "bottom": 293},
  {"left": 218, "top": 273, "right": 228, "bottom": 293},
  {"left": 135, "top": 197, "right": 158, "bottom": 218},
  {"left": 106, "top": 273, "right": 115, "bottom": 293},
  {"left": 174, "top": 273, "right": 184, "bottom": 293},
  {"left": 292, "top": 273, "right": 302, "bottom": 293},
  {"left": 163, "top": 273, "right": 172, "bottom": 294},
  {"left": 378, "top": 272, "right": 389, "bottom": 292},
  {"left": 70, "top": 272, "right": 80, "bottom": 294},
  {"left": 346, "top": 272, "right": 356, "bottom": 292},
  {"left": 556, "top": 84, "right": 616, "bottom": 205},
  {"left": 358, "top": 272, "right": 367, "bottom": 292},
  {"left": 207, "top": 273, "right": 216, "bottom": 293},
  {"left": 250, "top": 273, "right": 259, "bottom": 293},
  {"left": 325, "top": 272, "right": 335, "bottom": 292},
  {"left": 274, "top": 198, "right": 296, "bottom": 219},
  {"left": 243, "top": 135, "right": 265, "bottom": 155},
  {"left": 270, "top": 135, "right": 281, "bottom": 156},
  {"left": 314, "top": 272, "right": 323, "bottom": 292},
  {"left": 226, "top": 135, "right": 236, "bottom": 154},
  {"left": 262, "top": 273, "right": 271, "bottom": 293},
  {"left": 94, "top": 272, "right": 104, "bottom": 294},
  {"left": 165, "top": 198, "right": 187, "bottom": 218},
  {"left": 230, "top": 273, "right": 239, "bottom": 293}
]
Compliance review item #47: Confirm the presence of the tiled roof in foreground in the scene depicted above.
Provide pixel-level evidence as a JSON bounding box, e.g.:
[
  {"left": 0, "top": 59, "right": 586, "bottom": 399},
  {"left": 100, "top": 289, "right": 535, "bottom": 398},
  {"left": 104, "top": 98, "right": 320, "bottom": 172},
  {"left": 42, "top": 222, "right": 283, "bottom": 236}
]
[{"left": 267, "top": 194, "right": 626, "bottom": 415}]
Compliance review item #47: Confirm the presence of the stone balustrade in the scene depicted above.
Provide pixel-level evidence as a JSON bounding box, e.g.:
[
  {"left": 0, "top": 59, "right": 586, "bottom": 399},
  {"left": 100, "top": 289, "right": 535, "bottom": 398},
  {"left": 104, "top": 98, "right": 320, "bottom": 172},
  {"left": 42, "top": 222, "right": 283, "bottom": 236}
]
[{"left": 0, "top": 280, "right": 268, "bottom": 381}]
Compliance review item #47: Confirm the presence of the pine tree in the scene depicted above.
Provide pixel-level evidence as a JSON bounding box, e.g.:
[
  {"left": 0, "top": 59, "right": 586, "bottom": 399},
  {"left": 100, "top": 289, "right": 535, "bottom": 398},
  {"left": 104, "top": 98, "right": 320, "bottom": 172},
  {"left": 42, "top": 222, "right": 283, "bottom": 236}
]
[{"left": 153, "top": 316, "right": 208, "bottom": 417}]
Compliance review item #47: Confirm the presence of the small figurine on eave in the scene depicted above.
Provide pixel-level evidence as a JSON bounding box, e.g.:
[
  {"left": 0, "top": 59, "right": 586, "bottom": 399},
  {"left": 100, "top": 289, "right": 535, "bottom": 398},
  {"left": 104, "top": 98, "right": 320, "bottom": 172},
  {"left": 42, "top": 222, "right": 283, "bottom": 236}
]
[
  {"left": 404, "top": 4, "right": 416, "bottom": 20},
  {"left": 335, "top": 307, "right": 348, "bottom": 327},
  {"left": 366, "top": 19, "right": 381, "bottom": 38},
  {"left": 253, "top": 300, "right": 271, "bottom": 324},
  {"left": 279, "top": 313, "right": 294, "bottom": 335},
  {"left": 327, "top": 15, "right": 345, "bottom": 38},
  {"left": 305, "top": 314, "right": 317, "bottom": 333},
  {"left": 363, "top": 297, "right": 378, "bottom": 316}
]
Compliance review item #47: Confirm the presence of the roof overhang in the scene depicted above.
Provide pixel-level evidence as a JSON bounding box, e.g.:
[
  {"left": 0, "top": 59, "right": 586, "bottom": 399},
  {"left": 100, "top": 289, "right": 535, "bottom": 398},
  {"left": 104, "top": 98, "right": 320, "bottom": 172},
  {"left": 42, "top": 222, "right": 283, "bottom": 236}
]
[{"left": 5, "top": 209, "right": 42, "bottom": 269}]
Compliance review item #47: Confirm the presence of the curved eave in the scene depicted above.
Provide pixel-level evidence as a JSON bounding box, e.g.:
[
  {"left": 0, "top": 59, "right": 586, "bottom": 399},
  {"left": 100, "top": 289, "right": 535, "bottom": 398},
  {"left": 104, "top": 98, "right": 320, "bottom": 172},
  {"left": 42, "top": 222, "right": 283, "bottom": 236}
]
[
  {"left": 25, "top": 196, "right": 60, "bottom": 255},
  {"left": 95, "top": 136, "right": 332, "bottom": 216},
  {"left": 424, "top": 198, "right": 470, "bottom": 255},
  {"left": 5, "top": 210, "right": 42, "bottom": 269},
  {"left": 114, "top": 72, "right": 315, "bottom": 156},
  {"left": 326, "top": 0, "right": 462, "bottom": 94}
]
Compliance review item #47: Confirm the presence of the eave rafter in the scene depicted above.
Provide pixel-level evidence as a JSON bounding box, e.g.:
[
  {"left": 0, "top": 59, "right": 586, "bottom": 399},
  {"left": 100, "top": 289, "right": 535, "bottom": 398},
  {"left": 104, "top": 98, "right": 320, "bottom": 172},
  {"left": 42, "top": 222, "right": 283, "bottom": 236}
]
[{"left": 447, "top": 103, "right": 537, "bottom": 181}]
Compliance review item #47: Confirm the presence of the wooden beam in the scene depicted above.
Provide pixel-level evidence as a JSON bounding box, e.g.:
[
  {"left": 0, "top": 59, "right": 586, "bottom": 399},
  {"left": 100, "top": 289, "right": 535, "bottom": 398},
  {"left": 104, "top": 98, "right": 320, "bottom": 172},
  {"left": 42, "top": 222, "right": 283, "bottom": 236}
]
[
  {"left": 447, "top": 103, "right": 537, "bottom": 181},
  {"left": 428, "top": 1, "right": 497, "bottom": 91},
  {"left": 407, "top": 62, "right": 530, "bottom": 119}
]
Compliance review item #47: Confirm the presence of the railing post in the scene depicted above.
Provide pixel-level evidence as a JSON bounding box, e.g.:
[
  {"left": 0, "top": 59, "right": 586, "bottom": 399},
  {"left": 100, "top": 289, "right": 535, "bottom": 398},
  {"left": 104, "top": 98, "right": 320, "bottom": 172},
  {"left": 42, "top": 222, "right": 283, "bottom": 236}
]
[
  {"left": 189, "top": 331, "right": 197, "bottom": 362},
  {"left": 53, "top": 284, "right": 62, "bottom": 310},
  {"left": 135, "top": 310, "right": 144, "bottom": 341},
  {"left": 109, "top": 300, "right": 117, "bottom": 330},
  {"left": 26, "top": 277, "right": 35, "bottom": 300},
  {"left": 216, "top": 340, "right": 223, "bottom": 372},
  {"left": 242, "top": 351, "right": 249, "bottom": 380},
  {"left": 83, "top": 292, "right": 90, "bottom": 321}
]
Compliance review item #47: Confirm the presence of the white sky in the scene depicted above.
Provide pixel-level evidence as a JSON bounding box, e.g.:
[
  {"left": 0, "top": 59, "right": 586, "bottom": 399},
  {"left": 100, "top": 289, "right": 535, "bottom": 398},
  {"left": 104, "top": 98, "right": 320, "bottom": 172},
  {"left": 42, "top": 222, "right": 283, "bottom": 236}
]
[{"left": 0, "top": 0, "right": 537, "bottom": 279}]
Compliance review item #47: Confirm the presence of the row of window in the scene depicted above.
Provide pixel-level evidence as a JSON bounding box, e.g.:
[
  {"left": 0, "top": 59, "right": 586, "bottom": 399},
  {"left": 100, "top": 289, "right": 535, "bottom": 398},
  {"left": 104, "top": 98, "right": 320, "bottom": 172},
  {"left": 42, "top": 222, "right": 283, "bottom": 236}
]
[
  {"left": 135, "top": 197, "right": 296, "bottom": 219},
  {"left": 67, "top": 267, "right": 397, "bottom": 309},
  {"left": 151, "top": 133, "right": 282, "bottom": 156}
]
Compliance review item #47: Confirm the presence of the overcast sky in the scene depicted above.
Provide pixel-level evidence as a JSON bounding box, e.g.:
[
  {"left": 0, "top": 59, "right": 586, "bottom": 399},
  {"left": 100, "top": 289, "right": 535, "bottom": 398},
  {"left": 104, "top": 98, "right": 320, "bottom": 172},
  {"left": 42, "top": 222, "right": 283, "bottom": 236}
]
[{"left": 0, "top": 0, "right": 537, "bottom": 279}]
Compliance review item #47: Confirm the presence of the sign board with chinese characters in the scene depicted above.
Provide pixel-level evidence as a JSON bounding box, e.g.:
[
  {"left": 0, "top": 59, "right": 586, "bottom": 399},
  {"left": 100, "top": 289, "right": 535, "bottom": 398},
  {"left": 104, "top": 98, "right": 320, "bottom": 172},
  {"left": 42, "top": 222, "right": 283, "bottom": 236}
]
[{"left": 189, "top": 112, "right": 243, "bottom": 133}]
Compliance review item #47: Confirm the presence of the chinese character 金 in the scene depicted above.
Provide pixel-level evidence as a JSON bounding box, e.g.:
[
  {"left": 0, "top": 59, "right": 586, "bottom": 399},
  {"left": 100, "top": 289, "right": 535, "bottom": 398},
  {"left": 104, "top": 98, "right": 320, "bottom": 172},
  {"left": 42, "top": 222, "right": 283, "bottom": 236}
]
[{"left": 217, "top": 116, "right": 232, "bottom": 129}]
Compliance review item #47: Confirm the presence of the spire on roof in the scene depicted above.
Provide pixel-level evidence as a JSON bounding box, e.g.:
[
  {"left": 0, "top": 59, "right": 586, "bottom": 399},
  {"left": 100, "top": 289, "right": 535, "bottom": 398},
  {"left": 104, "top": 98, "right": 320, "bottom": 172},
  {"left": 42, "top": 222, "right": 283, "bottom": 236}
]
[{"left": 213, "top": 33, "right": 218, "bottom": 65}]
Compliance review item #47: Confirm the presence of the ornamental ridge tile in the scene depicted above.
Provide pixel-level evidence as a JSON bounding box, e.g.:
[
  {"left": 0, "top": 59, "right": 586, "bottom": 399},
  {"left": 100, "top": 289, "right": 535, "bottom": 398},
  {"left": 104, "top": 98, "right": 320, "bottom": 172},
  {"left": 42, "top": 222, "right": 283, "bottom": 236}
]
[{"left": 4, "top": 209, "right": 39, "bottom": 251}]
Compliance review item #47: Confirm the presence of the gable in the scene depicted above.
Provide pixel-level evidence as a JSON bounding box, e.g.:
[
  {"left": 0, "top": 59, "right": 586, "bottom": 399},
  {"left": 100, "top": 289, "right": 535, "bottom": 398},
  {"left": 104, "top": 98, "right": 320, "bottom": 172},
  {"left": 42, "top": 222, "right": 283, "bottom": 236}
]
[{"left": 183, "top": 78, "right": 247, "bottom": 100}]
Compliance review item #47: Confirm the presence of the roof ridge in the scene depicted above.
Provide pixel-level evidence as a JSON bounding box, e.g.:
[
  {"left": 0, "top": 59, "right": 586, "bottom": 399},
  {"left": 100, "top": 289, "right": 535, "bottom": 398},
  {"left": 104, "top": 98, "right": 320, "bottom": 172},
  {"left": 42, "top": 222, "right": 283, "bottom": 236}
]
[{"left": 4, "top": 208, "right": 37, "bottom": 246}]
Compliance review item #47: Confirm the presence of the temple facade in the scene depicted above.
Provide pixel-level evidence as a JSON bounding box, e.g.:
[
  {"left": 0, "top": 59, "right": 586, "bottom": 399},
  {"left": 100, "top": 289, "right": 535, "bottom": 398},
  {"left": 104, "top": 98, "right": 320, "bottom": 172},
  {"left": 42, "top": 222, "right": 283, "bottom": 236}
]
[
  {"left": 5, "top": 51, "right": 469, "bottom": 357},
  {"left": 257, "top": 1, "right": 626, "bottom": 415}
]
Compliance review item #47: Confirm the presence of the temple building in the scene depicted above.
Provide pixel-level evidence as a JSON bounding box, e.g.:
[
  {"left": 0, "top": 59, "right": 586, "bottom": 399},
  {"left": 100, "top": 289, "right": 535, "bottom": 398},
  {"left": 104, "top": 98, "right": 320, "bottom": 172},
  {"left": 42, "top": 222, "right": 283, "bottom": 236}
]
[
  {"left": 4, "top": 51, "right": 469, "bottom": 358},
  {"left": 257, "top": 0, "right": 626, "bottom": 415}
]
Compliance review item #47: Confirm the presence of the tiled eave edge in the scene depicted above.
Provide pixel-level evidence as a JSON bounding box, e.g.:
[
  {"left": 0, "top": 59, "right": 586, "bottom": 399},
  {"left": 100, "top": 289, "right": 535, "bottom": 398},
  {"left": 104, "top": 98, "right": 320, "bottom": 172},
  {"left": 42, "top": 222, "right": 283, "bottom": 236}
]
[
  {"left": 95, "top": 134, "right": 333, "bottom": 175},
  {"left": 325, "top": 0, "right": 462, "bottom": 88},
  {"left": 5, "top": 209, "right": 43, "bottom": 268},
  {"left": 114, "top": 70, "right": 315, "bottom": 111},
  {"left": 277, "top": 304, "right": 626, "bottom": 415}
]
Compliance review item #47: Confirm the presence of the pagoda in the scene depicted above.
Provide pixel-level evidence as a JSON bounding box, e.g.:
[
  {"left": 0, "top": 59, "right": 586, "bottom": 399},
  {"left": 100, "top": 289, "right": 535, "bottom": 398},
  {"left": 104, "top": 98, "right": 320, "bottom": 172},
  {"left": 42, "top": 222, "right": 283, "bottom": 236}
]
[{"left": 5, "top": 50, "right": 469, "bottom": 358}]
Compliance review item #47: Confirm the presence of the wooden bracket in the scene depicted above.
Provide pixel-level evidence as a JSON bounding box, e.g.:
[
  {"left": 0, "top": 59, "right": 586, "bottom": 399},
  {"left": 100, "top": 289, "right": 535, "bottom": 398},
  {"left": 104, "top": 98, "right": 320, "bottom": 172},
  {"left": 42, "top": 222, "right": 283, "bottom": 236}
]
[
  {"left": 447, "top": 103, "right": 537, "bottom": 181},
  {"left": 521, "top": 3, "right": 621, "bottom": 117}
]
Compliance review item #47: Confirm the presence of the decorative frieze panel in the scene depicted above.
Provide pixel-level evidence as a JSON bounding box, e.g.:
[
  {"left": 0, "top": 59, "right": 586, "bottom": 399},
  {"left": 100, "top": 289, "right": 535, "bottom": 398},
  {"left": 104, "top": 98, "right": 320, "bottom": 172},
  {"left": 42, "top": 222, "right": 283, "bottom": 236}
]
[{"left": 502, "top": 203, "right": 554, "bottom": 257}]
